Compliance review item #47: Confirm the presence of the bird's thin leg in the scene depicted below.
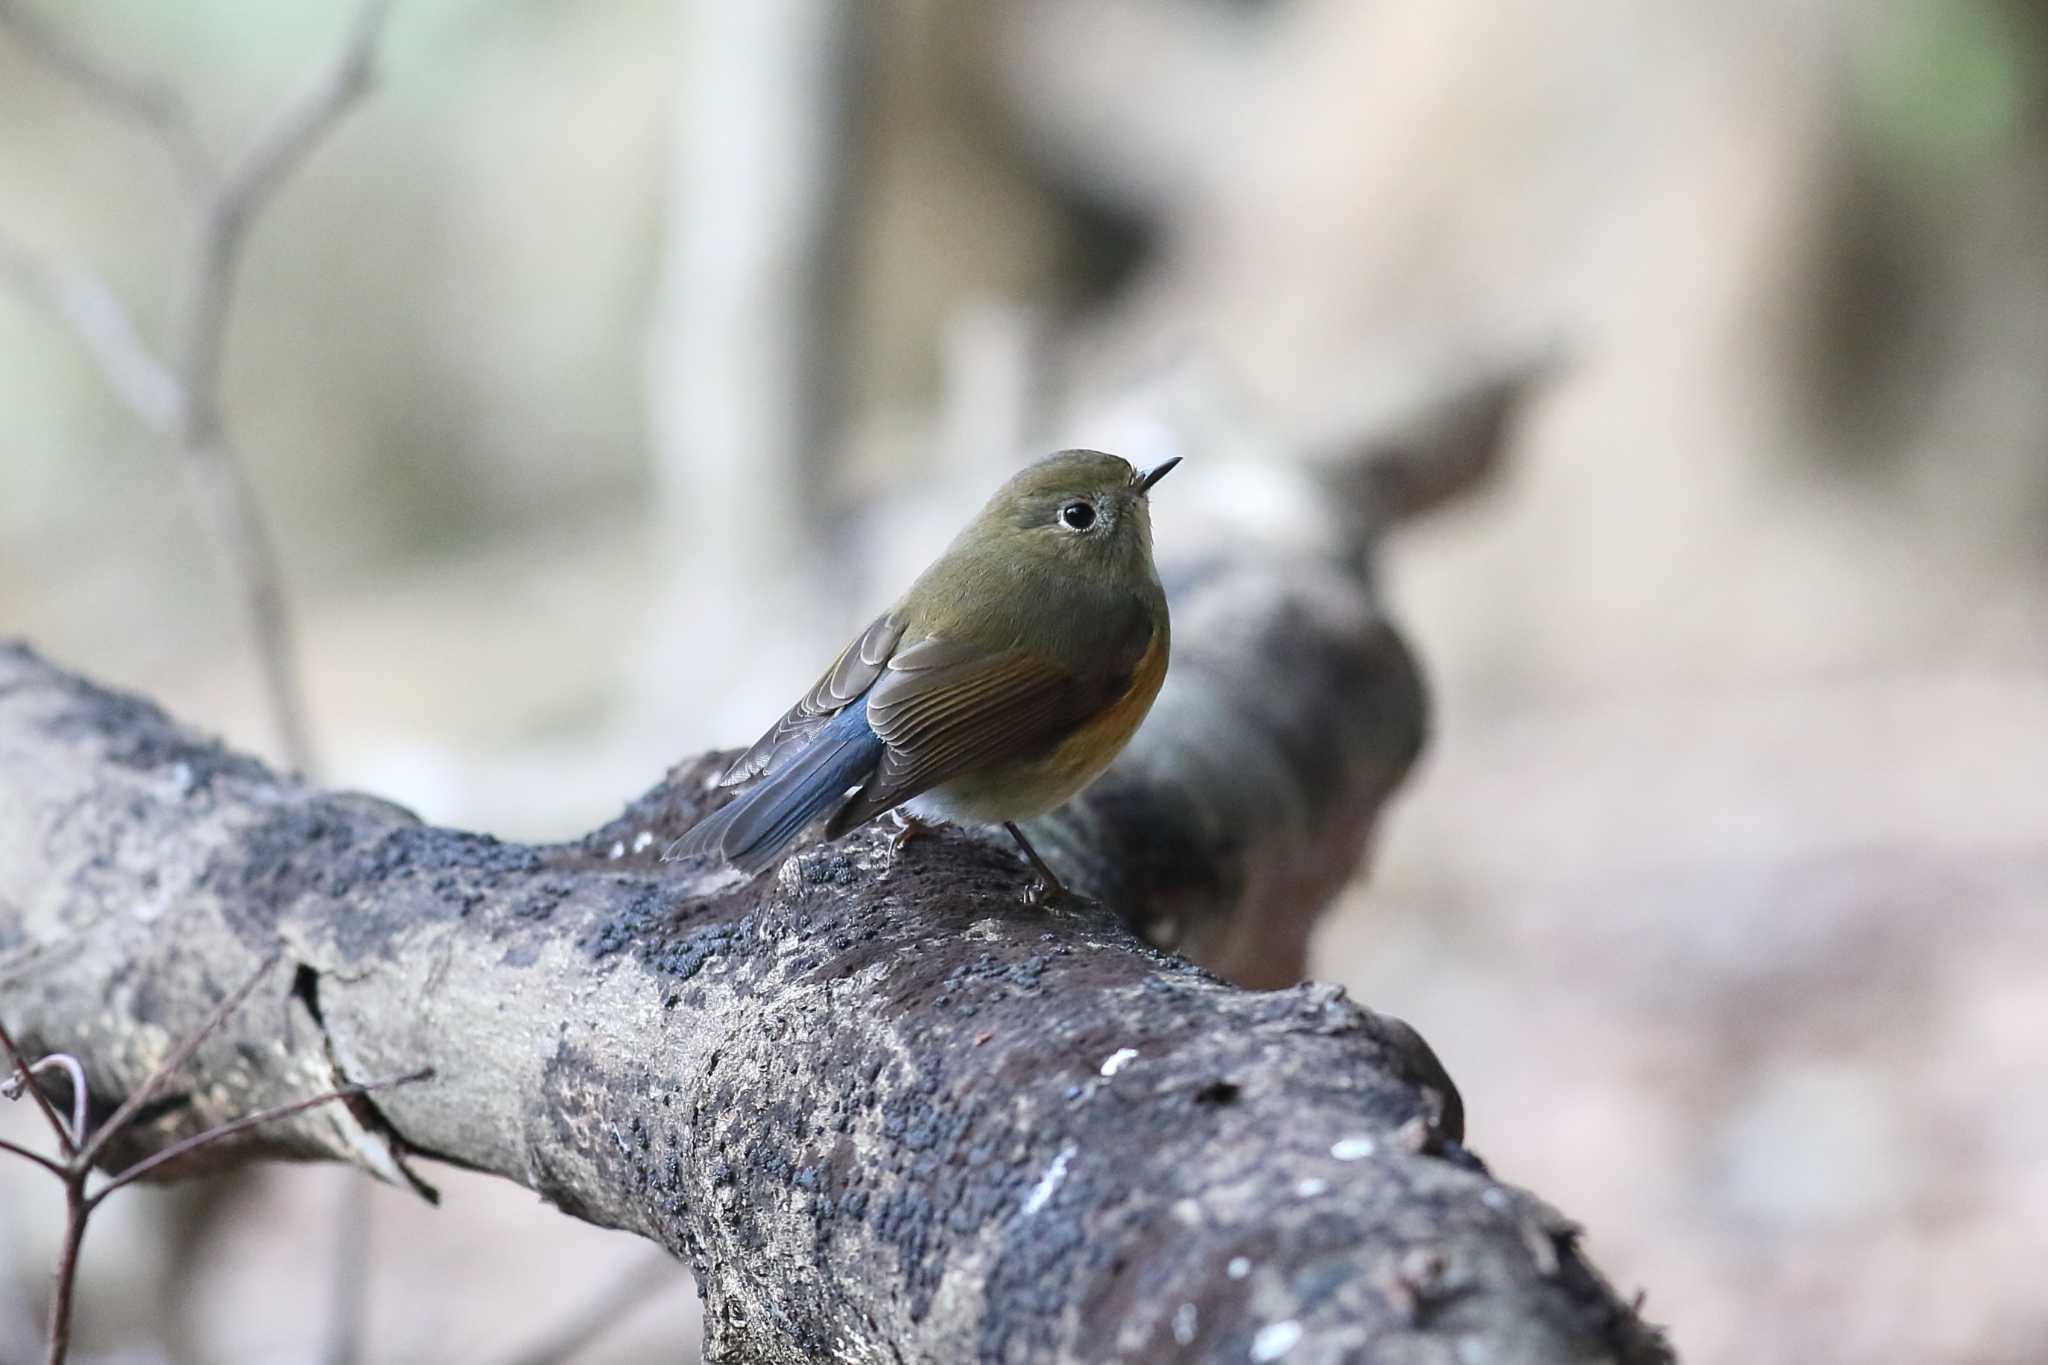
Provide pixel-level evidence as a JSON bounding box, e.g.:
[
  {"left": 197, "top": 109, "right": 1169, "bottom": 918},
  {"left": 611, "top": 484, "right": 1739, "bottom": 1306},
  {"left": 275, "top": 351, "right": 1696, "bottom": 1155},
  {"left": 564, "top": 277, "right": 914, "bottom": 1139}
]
[
  {"left": 887, "top": 808, "right": 927, "bottom": 856},
  {"left": 1003, "top": 822, "right": 1066, "bottom": 905}
]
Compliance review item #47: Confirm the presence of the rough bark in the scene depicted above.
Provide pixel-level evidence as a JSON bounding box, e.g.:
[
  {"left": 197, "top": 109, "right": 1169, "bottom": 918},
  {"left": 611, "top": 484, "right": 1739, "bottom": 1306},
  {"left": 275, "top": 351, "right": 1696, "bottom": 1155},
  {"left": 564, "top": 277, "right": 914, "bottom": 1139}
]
[{"left": 0, "top": 381, "right": 1667, "bottom": 1364}]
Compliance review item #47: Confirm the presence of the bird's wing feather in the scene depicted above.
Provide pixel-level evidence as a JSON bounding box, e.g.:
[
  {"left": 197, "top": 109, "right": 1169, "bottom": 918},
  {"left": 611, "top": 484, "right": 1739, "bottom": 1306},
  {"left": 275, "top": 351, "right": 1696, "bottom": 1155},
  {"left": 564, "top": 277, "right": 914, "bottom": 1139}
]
[
  {"left": 823, "top": 630, "right": 1142, "bottom": 835},
  {"left": 719, "top": 610, "right": 907, "bottom": 786}
]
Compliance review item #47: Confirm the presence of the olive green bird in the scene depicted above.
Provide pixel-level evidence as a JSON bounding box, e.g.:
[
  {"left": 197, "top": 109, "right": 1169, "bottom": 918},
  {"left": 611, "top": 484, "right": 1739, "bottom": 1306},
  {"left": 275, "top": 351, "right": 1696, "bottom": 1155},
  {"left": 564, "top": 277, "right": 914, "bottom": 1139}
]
[{"left": 667, "top": 449, "right": 1178, "bottom": 902}]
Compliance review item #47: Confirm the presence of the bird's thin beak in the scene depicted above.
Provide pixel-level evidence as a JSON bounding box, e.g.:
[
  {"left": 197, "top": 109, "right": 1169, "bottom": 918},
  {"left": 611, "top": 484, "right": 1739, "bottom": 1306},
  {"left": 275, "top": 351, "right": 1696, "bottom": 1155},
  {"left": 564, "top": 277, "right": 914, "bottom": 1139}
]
[{"left": 1137, "top": 456, "right": 1182, "bottom": 494}]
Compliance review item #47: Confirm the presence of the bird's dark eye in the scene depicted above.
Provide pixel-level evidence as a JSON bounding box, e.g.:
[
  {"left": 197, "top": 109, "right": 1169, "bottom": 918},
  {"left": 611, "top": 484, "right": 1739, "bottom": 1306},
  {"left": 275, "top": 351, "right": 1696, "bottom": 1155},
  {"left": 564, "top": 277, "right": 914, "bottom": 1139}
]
[{"left": 1058, "top": 501, "right": 1096, "bottom": 531}]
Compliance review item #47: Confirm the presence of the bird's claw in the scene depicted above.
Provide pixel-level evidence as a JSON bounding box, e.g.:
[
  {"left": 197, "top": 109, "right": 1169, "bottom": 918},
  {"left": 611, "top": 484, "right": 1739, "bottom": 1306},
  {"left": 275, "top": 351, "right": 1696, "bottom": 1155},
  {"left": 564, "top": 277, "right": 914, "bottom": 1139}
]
[
  {"left": 886, "top": 810, "right": 927, "bottom": 858},
  {"left": 1022, "top": 881, "right": 1103, "bottom": 913}
]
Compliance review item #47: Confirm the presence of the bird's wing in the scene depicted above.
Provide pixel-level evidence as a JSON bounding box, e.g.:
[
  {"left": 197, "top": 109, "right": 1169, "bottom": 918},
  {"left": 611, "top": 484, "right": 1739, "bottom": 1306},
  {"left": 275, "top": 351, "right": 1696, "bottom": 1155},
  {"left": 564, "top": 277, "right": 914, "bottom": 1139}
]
[
  {"left": 718, "top": 610, "right": 908, "bottom": 786},
  {"left": 823, "top": 630, "right": 1143, "bottom": 835}
]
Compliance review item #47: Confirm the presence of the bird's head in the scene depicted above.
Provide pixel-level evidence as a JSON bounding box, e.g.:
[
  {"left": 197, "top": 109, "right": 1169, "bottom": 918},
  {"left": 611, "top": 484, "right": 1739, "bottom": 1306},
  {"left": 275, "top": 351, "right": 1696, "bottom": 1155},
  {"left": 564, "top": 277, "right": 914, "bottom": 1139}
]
[{"left": 971, "top": 448, "right": 1180, "bottom": 582}]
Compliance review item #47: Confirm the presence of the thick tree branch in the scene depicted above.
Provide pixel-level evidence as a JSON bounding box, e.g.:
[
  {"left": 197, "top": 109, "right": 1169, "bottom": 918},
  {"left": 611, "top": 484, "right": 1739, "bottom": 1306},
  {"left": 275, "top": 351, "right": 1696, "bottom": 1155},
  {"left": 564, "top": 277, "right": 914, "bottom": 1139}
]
[
  {"left": 1329, "top": 356, "right": 1561, "bottom": 533},
  {"left": 0, "top": 385, "right": 1665, "bottom": 1363}
]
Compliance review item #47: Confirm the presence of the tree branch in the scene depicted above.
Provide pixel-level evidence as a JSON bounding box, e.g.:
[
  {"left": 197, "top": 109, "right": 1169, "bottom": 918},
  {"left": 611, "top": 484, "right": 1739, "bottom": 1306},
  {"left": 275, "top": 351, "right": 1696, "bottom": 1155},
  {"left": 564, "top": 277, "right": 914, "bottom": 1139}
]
[
  {"left": 91, "top": 1068, "right": 431, "bottom": 1206},
  {"left": 0, "top": 1016, "right": 77, "bottom": 1156},
  {"left": 0, "top": 1138, "right": 63, "bottom": 1177},
  {"left": 176, "top": 0, "right": 392, "bottom": 444},
  {"left": 0, "top": 383, "right": 1666, "bottom": 1362},
  {"left": 0, "top": 1053, "right": 89, "bottom": 1149},
  {"left": 0, "top": 235, "right": 186, "bottom": 433},
  {"left": 0, "top": 948, "right": 430, "bottom": 1364},
  {"left": 0, "top": 0, "right": 208, "bottom": 182}
]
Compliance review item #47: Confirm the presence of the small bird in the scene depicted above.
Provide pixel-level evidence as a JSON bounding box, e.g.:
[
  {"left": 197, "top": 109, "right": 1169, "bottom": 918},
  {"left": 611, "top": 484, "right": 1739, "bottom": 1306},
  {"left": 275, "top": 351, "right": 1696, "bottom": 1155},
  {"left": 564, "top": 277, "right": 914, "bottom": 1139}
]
[{"left": 667, "top": 449, "right": 1178, "bottom": 902}]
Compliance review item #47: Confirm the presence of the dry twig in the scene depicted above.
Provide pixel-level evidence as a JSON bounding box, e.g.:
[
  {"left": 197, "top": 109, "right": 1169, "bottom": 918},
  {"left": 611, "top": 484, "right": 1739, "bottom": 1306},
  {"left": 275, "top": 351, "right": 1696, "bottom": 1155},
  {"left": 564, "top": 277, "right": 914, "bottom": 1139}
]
[{"left": 0, "top": 958, "right": 430, "bottom": 1365}]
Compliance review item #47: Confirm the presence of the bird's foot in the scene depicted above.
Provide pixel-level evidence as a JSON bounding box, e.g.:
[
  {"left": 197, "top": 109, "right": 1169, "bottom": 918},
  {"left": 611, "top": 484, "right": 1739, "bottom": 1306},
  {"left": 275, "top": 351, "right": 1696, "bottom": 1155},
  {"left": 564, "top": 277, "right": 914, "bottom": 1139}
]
[
  {"left": 1021, "top": 871, "right": 1069, "bottom": 908},
  {"left": 1004, "top": 822, "right": 1071, "bottom": 907},
  {"left": 886, "top": 809, "right": 928, "bottom": 858}
]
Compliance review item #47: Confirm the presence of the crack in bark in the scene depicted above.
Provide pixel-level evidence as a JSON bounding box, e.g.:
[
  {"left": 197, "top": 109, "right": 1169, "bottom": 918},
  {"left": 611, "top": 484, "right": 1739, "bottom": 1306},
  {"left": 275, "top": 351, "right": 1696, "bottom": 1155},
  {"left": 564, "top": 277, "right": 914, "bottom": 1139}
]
[{"left": 291, "top": 960, "right": 438, "bottom": 1204}]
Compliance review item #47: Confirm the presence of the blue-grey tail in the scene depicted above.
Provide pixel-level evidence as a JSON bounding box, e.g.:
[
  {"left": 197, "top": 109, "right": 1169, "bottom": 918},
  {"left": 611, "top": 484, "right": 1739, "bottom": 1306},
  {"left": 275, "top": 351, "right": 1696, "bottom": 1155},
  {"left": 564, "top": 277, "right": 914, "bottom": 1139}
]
[{"left": 666, "top": 701, "right": 884, "bottom": 874}]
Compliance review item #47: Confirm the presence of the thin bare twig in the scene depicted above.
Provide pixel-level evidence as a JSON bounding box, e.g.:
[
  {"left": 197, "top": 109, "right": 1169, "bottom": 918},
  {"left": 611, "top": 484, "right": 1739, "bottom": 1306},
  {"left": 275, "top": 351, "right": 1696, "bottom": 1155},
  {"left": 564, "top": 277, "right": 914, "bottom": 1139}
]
[
  {"left": 175, "top": 440, "right": 320, "bottom": 774},
  {"left": 76, "top": 951, "right": 281, "bottom": 1170},
  {"left": 0, "top": 236, "right": 184, "bottom": 431},
  {"left": 0, "top": 949, "right": 433, "bottom": 1365},
  {"left": 0, "top": 1136, "right": 64, "bottom": 1176},
  {"left": 0, "top": 1054, "right": 89, "bottom": 1148},
  {"left": 177, "top": 0, "right": 393, "bottom": 443},
  {"left": 170, "top": 0, "right": 392, "bottom": 779},
  {"left": 91, "top": 1066, "right": 433, "bottom": 1204},
  {"left": 45, "top": 1186, "right": 84, "bottom": 1365},
  {"left": 0, "top": 1014, "right": 74, "bottom": 1157}
]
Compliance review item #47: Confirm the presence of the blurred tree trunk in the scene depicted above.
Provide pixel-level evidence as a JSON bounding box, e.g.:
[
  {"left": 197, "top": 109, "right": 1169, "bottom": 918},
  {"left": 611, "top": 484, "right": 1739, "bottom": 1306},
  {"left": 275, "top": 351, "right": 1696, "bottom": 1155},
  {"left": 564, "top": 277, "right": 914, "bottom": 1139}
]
[{"left": 642, "top": 0, "right": 873, "bottom": 743}]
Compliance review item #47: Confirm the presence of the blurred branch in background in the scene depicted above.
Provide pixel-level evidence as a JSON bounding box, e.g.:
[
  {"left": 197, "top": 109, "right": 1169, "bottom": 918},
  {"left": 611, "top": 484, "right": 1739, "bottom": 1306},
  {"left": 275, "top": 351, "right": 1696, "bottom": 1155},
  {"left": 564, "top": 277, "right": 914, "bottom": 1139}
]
[
  {"left": 1326, "top": 352, "right": 1561, "bottom": 535},
  {"left": 1027, "top": 355, "right": 1552, "bottom": 989},
  {"left": 0, "top": 0, "right": 208, "bottom": 183},
  {"left": 0, "top": 0, "right": 395, "bottom": 778}
]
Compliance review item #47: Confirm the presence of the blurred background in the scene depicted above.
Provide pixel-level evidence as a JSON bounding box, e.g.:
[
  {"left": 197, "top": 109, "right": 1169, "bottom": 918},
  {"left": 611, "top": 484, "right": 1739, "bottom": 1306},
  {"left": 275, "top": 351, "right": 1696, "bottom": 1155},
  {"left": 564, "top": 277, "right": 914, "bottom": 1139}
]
[{"left": 2, "top": 0, "right": 2045, "bottom": 1361}]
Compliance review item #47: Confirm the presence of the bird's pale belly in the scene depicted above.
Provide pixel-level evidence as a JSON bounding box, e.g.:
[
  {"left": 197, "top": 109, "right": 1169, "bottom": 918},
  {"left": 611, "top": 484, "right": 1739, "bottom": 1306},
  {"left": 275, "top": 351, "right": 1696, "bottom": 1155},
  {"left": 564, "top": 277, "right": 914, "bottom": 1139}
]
[{"left": 906, "top": 629, "right": 1168, "bottom": 826}]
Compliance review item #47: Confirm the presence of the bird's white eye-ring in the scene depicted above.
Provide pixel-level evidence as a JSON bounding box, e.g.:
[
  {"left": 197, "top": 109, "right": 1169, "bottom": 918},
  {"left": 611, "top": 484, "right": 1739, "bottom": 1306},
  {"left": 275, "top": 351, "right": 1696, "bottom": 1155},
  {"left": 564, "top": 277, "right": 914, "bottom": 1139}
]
[{"left": 1058, "top": 500, "right": 1097, "bottom": 531}]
